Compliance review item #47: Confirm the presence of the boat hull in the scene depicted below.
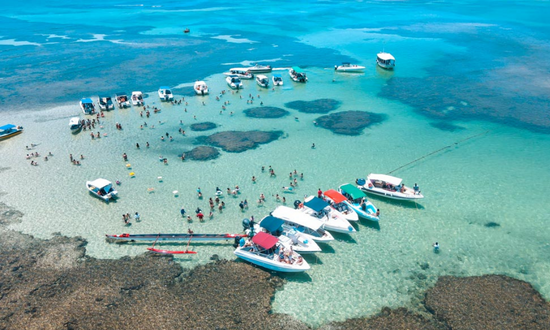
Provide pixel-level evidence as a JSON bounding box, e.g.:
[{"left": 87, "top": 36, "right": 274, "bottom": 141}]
[
  {"left": 346, "top": 201, "right": 379, "bottom": 222},
  {"left": 106, "top": 233, "right": 245, "bottom": 242},
  {"left": 360, "top": 186, "right": 423, "bottom": 201},
  {"left": 0, "top": 130, "right": 22, "bottom": 140},
  {"left": 234, "top": 249, "right": 309, "bottom": 272}
]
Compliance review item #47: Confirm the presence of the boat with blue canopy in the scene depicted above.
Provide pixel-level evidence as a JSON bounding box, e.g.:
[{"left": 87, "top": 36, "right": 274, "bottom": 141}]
[
  {"left": 0, "top": 124, "right": 23, "bottom": 141},
  {"left": 339, "top": 184, "right": 379, "bottom": 222},
  {"left": 80, "top": 98, "right": 95, "bottom": 115},
  {"left": 298, "top": 196, "right": 356, "bottom": 234}
]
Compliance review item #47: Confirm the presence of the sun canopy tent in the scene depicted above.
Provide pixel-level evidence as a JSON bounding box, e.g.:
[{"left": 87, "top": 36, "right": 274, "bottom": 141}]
[
  {"left": 368, "top": 174, "right": 403, "bottom": 186},
  {"left": 260, "top": 216, "right": 285, "bottom": 233},
  {"left": 304, "top": 197, "right": 329, "bottom": 213},
  {"left": 271, "top": 207, "right": 324, "bottom": 231},
  {"left": 273, "top": 73, "right": 282, "bottom": 78},
  {"left": 323, "top": 189, "right": 347, "bottom": 204},
  {"left": 252, "top": 232, "right": 279, "bottom": 249},
  {"left": 0, "top": 124, "right": 16, "bottom": 131},
  {"left": 81, "top": 98, "right": 93, "bottom": 104},
  {"left": 292, "top": 66, "right": 304, "bottom": 73},
  {"left": 89, "top": 178, "right": 112, "bottom": 189},
  {"left": 340, "top": 184, "right": 366, "bottom": 200}
]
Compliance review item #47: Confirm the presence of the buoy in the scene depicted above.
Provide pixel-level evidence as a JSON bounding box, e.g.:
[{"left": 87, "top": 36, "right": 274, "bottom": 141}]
[
  {"left": 126, "top": 164, "right": 131, "bottom": 168},
  {"left": 173, "top": 190, "right": 179, "bottom": 196},
  {"left": 129, "top": 172, "right": 135, "bottom": 177},
  {"left": 158, "top": 176, "right": 163, "bottom": 182}
]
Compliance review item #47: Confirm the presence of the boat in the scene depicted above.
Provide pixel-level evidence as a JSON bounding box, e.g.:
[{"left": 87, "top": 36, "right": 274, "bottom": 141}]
[
  {"left": 234, "top": 232, "right": 310, "bottom": 273},
  {"left": 323, "top": 189, "right": 359, "bottom": 222},
  {"left": 80, "top": 98, "right": 95, "bottom": 115},
  {"left": 376, "top": 52, "right": 395, "bottom": 70},
  {"left": 131, "top": 91, "right": 144, "bottom": 106},
  {"left": 106, "top": 233, "right": 246, "bottom": 242},
  {"left": 158, "top": 86, "right": 174, "bottom": 101},
  {"left": 246, "top": 64, "right": 272, "bottom": 73},
  {"left": 194, "top": 81, "right": 209, "bottom": 95},
  {"left": 289, "top": 66, "right": 307, "bottom": 83},
  {"left": 258, "top": 215, "right": 321, "bottom": 254},
  {"left": 272, "top": 74, "right": 283, "bottom": 86},
  {"left": 298, "top": 196, "right": 356, "bottom": 234},
  {"left": 357, "top": 174, "right": 424, "bottom": 201},
  {"left": 271, "top": 206, "right": 334, "bottom": 243},
  {"left": 226, "top": 75, "right": 243, "bottom": 89},
  {"left": 69, "top": 117, "right": 82, "bottom": 134},
  {"left": 255, "top": 74, "right": 269, "bottom": 88},
  {"left": 224, "top": 68, "right": 254, "bottom": 79},
  {"left": 184, "top": 28, "right": 190, "bottom": 33},
  {"left": 98, "top": 96, "right": 114, "bottom": 111},
  {"left": 115, "top": 92, "right": 131, "bottom": 108},
  {"left": 338, "top": 184, "right": 379, "bottom": 222},
  {"left": 335, "top": 62, "right": 365, "bottom": 72},
  {"left": 86, "top": 178, "right": 118, "bottom": 202},
  {"left": 0, "top": 124, "right": 23, "bottom": 141}
]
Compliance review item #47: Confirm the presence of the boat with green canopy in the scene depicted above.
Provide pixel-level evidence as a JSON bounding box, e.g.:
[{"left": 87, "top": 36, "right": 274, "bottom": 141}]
[
  {"left": 339, "top": 184, "right": 379, "bottom": 222},
  {"left": 289, "top": 66, "right": 307, "bottom": 82}
]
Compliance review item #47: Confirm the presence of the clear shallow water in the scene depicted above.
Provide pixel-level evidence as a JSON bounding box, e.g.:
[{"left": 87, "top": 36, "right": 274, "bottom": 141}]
[{"left": 1, "top": 0, "right": 550, "bottom": 327}]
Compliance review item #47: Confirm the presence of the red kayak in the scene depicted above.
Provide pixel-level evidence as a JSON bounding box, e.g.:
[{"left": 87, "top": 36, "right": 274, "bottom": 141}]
[{"left": 147, "top": 247, "right": 197, "bottom": 254}]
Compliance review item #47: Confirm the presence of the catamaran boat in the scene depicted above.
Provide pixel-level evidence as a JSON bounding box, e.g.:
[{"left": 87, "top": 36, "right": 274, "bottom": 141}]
[
  {"left": 86, "top": 178, "right": 118, "bottom": 202},
  {"left": 98, "top": 96, "right": 114, "bottom": 111},
  {"left": 255, "top": 74, "right": 269, "bottom": 88},
  {"left": 258, "top": 215, "right": 321, "bottom": 254},
  {"left": 376, "top": 52, "right": 395, "bottom": 69},
  {"left": 246, "top": 63, "right": 272, "bottom": 73},
  {"left": 194, "top": 81, "right": 209, "bottom": 95},
  {"left": 131, "top": 91, "right": 144, "bottom": 106},
  {"left": 335, "top": 62, "right": 365, "bottom": 72},
  {"left": 323, "top": 189, "right": 359, "bottom": 222},
  {"left": 272, "top": 74, "right": 283, "bottom": 86},
  {"left": 234, "top": 232, "right": 310, "bottom": 273},
  {"left": 106, "top": 232, "right": 246, "bottom": 242},
  {"left": 224, "top": 68, "right": 254, "bottom": 79},
  {"left": 0, "top": 124, "right": 23, "bottom": 141},
  {"left": 158, "top": 86, "right": 174, "bottom": 101},
  {"left": 69, "top": 117, "right": 82, "bottom": 134},
  {"left": 357, "top": 174, "right": 423, "bottom": 201},
  {"left": 289, "top": 66, "right": 307, "bottom": 83},
  {"left": 80, "top": 98, "right": 95, "bottom": 115},
  {"left": 226, "top": 75, "right": 243, "bottom": 89},
  {"left": 298, "top": 196, "right": 356, "bottom": 234},
  {"left": 339, "top": 183, "right": 379, "bottom": 222},
  {"left": 271, "top": 206, "right": 334, "bottom": 243},
  {"left": 115, "top": 93, "right": 131, "bottom": 108}
]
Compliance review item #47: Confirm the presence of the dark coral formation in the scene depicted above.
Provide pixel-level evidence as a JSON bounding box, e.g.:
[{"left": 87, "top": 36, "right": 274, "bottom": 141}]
[
  {"left": 430, "top": 121, "right": 465, "bottom": 132},
  {"left": 244, "top": 106, "right": 290, "bottom": 118},
  {"left": 315, "top": 111, "right": 386, "bottom": 135},
  {"left": 189, "top": 122, "right": 217, "bottom": 131},
  {"left": 183, "top": 146, "right": 220, "bottom": 161},
  {"left": 197, "top": 130, "right": 283, "bottom": 152},
  {"left": 285, "top": 99, "right": 341, "bottom": 114}
]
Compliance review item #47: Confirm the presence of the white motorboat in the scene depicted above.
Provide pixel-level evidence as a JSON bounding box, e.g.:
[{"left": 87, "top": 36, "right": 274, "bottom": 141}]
[
  {"left": 272, "top": 74, "right": 283, "bottom": 86},
  {"left": 376, "top": 52, "right": 395, "bottom": 69},
  {"left": 224, "top": 68, "right": 254, "bottom": 79},
  {"left": 194, "top": 81, "right": 209, "bottom": 95},
  {"left": 357, "top": 174, "right": 424, "bottom": 201},
  {"left": 289, "top": 66, "right": 307, "bottom": 83},
  {"left": 69, "top": 117, "right": 82, "bottom": 134},
  {"left": 158, "top": 86, "right": 174, "bottom": 101},
  {"left": 335, "top": 62, "right": 365, "bottom": 72},
  {"left": 98, "top": 96, "right": 114, "bottom": 111},
  {"left": 226, "top": 75, "right": 243, "bottom": 89},
  {"left": 80, "top": 98, "right": 95, "bottom": 115},
  {"left": 255, "top": 74, "right": 269, "bottom": 88},
  {"left": 86, "top": 178, "right": 118, "bottom": 202},
  {"left": 271, "top": 206, "right": 334, "bottom": 243},
  {"left": 115, "top": 92, "right": 131, "bottom": 108},
  {"left": 299, "top": 196, "right": 356, "bottom": 234},
  {"left": 234, "top": 232, "right": 310, "bottom": 272},
  {"left": 246, "top": 63, "right": 272, "bottom": 73},
  {"left": 258, "top": 215, "right": 321, "bottom": 254},
  {"left": 339, "top": 183, "right": 379, "bottom": 222},
  {"left": 323, "top": 189, "right": 359, "bottom": 222},
  {"left": 131, "top": 91, "right": 144, "bottom": 106}
]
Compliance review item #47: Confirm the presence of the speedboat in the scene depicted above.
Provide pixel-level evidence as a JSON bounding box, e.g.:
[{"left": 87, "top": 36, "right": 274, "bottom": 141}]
[
  {"left": 115, "top": 93, "right": 131, "bottom": 108},
  {"left": 255, "top": 74, "right": 269, "bottom": 88},
  {"left": 271, "top": 206, "right": 334, "bottom": 243},
  {"left": 98, "top": 96, "right": 114, "bottom": 111},
  {"left": 226, "top": 75, "right": 243, "bottom": 89},
  {"left": 323, "top": 189, "right": 359, "bottom": 222},
  {"left": 246, "top": 64, "right": 272, "bottom": 73},
  {"left": 335, "top": 62, "right": 365, "bottom": 72},
  {"left": 80, "top": 98, "right": 95, "bottom": 115},
  {"left": 289, "top": 66, "right": 307, "bottom": 83},
  {"left": 0, "top": 124, "right": 23, "bottom": 141},
  {"left": 131, "top": 91, "right": 144, "bottom": 106},
  {"left": 234, "top": 232, "right": 310, "bottom": 273},
  {"left": 194, "top": 81, "right": 209, "bottom": 95},
  {"left": 86, "top": 178, "right": 118, "bottom": 202},
  {"left": 258, "top": 215, "right": 321, "bottom": 254},
  {"left": 376, "top": 52, "right": 395, "bottom": 69},
  {"left": 272, "top": 74, "right": 283, "bottom": 86},
  {"left": 298, "top": 196, "right": 356, "bottom": 234},
  {"left": 357, "top": 174, "right": 423, "bottom": 201},
  {"left": 339, "top": 183, "right": 379, "bottom": 222},
  {"left": 69, "top": 117, "right": 82, "bottom": 134},
  {"left": 158, "top": 86, "right": 174, "bottom": 101},
  {"left": 224, "top": 68, "right": 254, "bottom": 79}
]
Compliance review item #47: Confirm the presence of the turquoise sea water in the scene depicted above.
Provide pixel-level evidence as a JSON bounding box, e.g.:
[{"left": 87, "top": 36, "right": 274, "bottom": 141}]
[{"left": 1, "top": 0, "right": 550, "bottom": 326}]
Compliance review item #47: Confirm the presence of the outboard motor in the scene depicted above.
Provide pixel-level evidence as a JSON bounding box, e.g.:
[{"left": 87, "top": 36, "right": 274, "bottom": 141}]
[
  {"left": 233, "top": 235, "right": 241, "bottom": 248},
  {"left": 242, "top": 218, "right": 251, "bottom": 230},
  {"left": 356, "top": 178, "right": 366, "bottom": 186},
  {"left": 293, "top": 200, "right": 302, "bottom": 209}
]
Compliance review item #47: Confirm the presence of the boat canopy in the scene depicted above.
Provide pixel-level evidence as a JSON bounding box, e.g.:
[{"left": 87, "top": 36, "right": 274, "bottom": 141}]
[
  {"left": 116, "top": 92, "right": 127, "bottom": 97},
  {"left": 252, "top": 232, "right": 279, "bottom": 249},
  {"left": 0, "top": 124, "right": 16, "bottom": 131},
  {"left": 340, "top": 184, "right": 366, "bottom": 200},
  {"left": 271, "top": 206, "right": 323, "bottom": 231},
  {"left": 292, "top": 66, "right": 304, "bottom": 73},
  {"left": 89, "top": 178, "right": 112, "bottom": 189},
  {"left": 377, "top": 52, "right": 395, "bottom": 61},
  {"left": 257, "top": 74, "right": 268, "bottom": 80},
  {"left": 69, "top": 117, "right": 80, "bottom": 125},
  {"left": 159, "top": 86, "right": 171, "bottom": 90},
  {"left": 368, "top": 174, "right": 402, "bottom": 186},
  {"left": 304, "top": 197, "right": 329, "bottom": 212},
  {"left": 273, "top": 73, "right": 282, "bottom": 78},
  {"left": 81, "top": 98, "right": 93, "bottom": 104},
  {"left": 323, "top": 189, "right": 347, "bottom": 203},
  {"left": 260, "top": 216, "right": 285, "bottom": 233}
]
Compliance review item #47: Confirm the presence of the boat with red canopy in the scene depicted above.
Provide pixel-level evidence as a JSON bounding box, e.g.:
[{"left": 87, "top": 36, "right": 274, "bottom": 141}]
[{"left": 323, "top": 189, "right": 359, "bottom": 222}]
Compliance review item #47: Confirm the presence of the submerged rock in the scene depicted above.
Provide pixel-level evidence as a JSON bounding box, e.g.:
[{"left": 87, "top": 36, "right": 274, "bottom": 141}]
[
  {"left": 430, "top": 121, "right": 465, "bottom": 132},
  {"left": 189, "top": 122, "right": 217, "bottom": 131},
  {"left": 315, "top": 111, "right": 386, "bottom": 135},
  {"left": 485, "top": 221, "right": 501, "bottom": 228},
  {"left": 285, "top": 99, "right": 341, "bottom": 114},
  {"left": 197, "top": 130, "right": 284, "bottom": 152},
  {"left": 244, "top": 106, "right": 290, "bottom": 118},
  {"left": 183, "top": 146, "right": 220, "bottom": 161}
]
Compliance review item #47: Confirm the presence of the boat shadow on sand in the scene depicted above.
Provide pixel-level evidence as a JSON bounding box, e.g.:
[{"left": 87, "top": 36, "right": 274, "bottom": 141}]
[
  {"left": 331, "top": 232, "right": 358, "bottom": 244},
  {"left": 366, "top": 193, "right": 425, "bottom": 210},
  {"left": 359, "top": 220, "right": 381, "bottom": 231}
]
